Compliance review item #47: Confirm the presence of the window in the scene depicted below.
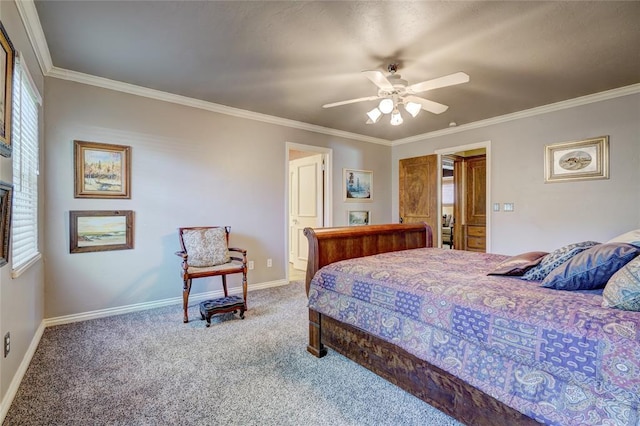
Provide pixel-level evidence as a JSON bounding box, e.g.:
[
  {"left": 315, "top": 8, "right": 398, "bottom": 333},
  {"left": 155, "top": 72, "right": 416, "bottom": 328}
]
[
  {"left": 442, "top": 176, "right": 454, "bottom": 206},
  {"left": 11, "top": 53, "right": 41, "bottom": 276}
]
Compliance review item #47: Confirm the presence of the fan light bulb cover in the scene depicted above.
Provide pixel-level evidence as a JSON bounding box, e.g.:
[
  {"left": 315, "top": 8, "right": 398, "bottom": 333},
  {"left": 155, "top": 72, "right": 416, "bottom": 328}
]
[
  {"left": 366, "top": 107, "right": 382, "bottom": 123},
  {"left": 404, "top": 102, "right": 421, "bottom": 118},
  {"left": 390, "top": 110, "right": 403, "bottom": 126},
  {"left": 379, "top": 98, "right": 394, "bottom": 114}
]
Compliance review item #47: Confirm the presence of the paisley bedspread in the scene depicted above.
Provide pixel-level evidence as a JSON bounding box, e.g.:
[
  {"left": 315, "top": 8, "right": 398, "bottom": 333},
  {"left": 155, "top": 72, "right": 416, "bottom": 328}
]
[{"left": 307, "top": 248, "right": 640, "bottom": 426}]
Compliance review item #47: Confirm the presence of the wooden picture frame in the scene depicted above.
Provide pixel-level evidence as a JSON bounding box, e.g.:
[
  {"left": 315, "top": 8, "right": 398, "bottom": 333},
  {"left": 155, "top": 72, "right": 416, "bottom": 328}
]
[
  {"left": 0, "top": 181, "right": 12, "bottom": 266},
  {"left": 74, "top": 140, "right": 131, "bottom": 198},
  {"left": 344, "top": 168, "right": 372, "bottom": 201},
  {"left": 347, "top": 210, "right": 370, "bottom": 226},
  {"left": 545, "top": 136, "right": 609, "bottom": 183},
  {"left": 70, "top": 210, "right": 134, "bottom": 253},
  {"left": 0, "top": 21, "right": 15, "bottom": 158}
]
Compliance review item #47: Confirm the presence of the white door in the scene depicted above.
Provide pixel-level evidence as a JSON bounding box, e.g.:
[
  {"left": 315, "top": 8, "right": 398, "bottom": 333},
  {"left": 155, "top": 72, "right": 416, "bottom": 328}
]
[{"left": 289, "top": 154, "right": 323, "bottom": 270}]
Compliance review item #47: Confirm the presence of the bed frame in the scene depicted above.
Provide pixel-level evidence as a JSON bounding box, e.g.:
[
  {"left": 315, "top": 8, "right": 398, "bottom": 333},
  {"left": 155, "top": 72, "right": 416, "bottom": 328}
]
[{"left": 304, "top": 223, "right": 538, "bottom": 426}]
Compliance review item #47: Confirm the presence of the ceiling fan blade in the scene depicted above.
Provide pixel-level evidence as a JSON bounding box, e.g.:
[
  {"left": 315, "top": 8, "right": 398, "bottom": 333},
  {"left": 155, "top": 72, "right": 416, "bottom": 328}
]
[
  {"left": 408, "top": 72, "right": 469, "bottom": 94},
  {"left": 322, "top": 95, "right": 380, "bottom": 108},
  {"left": 403, "top": 95, "right": 449, "bottom": 114},
  {"left": 362, "top": 70, "right": 394, "bottom": 91}
]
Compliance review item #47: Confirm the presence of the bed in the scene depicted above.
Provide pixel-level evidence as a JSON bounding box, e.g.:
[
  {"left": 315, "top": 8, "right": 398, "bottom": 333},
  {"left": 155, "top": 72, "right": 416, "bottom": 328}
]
[{"left": 303, "top": 223, "right": 640, "bottom": 426}]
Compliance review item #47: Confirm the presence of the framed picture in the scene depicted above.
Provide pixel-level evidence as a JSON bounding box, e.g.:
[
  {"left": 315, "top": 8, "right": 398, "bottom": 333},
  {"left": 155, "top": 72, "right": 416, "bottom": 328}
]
[
  {"left": 344, "top": 168, "right": 372, "bottom": 201},
  {"left": 74, "top": 140, "right": 131, "bottom": 198},
  {"left": 0, "top": 21, "right": 15, "bottom": 158},
  {"left": 0, "top": 181, "right": 12, "bottom": 266},
  {"left": 545, "top": 136, "right": 609, "bottom": 183},
  {"left": 69, "top": 210, "right": 134, "bottom": 253},
  {"left": 348, "top": 210, "right": 370, "bottom": 226}
]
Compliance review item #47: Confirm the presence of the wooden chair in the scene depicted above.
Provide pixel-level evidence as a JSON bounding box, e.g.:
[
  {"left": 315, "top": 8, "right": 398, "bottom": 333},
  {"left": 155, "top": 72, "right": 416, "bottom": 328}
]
[{"left": 176, "top": 226, "right": 247, "bottom": 323}]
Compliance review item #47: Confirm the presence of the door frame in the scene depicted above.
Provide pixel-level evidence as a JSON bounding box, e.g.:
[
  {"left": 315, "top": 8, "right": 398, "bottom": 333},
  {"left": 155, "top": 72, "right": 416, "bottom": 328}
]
[
  {"left": 285, "top": 142, "right": 333, "bottom": 280},
  {"left": 434, "top": 141, "right": 492, "bottom": 252}
]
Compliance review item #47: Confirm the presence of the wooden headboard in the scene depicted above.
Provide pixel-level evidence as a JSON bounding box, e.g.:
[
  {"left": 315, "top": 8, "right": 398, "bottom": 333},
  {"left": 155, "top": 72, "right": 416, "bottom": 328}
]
[{"left": 303, "top": 223, "right": 432, "bottom": 295}]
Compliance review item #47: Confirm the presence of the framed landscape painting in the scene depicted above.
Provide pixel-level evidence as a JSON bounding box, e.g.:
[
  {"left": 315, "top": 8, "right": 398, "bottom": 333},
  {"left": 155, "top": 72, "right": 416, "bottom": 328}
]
[
  {"left": 544, "top": 136, "right": 609, "bottom": 183},
  {"left": 348, "top": 210, "right": 370, "bottom": 226},
  {"left": 0, "top": 21, "right": 15, "bottom": 158},
  {"left": 74, "top": 140, "right": 131, "bottom": 198},
  {"left": 344, "top": 168, "right": 372, "bottom": 201},
  {"left": 69, "top": 210, "right": 134, "bottom": 253}
]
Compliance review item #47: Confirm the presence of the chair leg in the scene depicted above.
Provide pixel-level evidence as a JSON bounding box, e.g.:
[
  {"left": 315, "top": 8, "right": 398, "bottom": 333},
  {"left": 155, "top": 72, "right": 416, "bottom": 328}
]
[
  {"left": 221, "top": 275, "right": 229, "bottom": 297},
  {"left": 242, "top": 269, "right": 248, "bottom": 310},
  {"left": 182, "top": 278, "right": 192, "bottom": 323}
]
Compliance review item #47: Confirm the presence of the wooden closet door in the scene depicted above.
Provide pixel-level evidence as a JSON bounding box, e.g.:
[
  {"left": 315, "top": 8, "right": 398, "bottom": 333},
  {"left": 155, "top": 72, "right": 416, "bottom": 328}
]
[
  {"left": 399, "top": 155, "right": 438, "bottom": 237},
  {"left": 464, "top": 155, "right": 486, "bottom": 252}
]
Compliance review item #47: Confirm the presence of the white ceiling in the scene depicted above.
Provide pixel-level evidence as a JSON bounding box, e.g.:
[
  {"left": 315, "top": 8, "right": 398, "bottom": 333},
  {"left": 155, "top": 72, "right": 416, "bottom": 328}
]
[{"left": 30, "top": 1, "right": 640, "bottom": 143}]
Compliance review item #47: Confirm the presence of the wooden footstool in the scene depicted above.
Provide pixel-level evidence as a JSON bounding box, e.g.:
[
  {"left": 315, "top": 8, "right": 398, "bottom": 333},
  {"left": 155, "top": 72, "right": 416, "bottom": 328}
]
[{"left": 199, "top": 296, "right": 246, "bottom": 327}]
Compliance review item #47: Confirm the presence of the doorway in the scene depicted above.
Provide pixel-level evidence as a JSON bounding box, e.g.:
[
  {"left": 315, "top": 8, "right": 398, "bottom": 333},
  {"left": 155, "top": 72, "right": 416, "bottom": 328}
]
[
  {"left": 285, "top": 143, "right": 332, "bottom": 281},
  {"left": 436, "top": 141, "right": 491, "bottom": 252}
]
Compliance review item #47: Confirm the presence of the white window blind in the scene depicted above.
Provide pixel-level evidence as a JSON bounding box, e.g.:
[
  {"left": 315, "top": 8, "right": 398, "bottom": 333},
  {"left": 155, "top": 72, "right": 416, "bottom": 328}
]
[
  {"left": 442, "top": 177, "right": 454, "bottom": 206},
  {"left": 12, "top": 53, "right": 41, "bottom": 273}
]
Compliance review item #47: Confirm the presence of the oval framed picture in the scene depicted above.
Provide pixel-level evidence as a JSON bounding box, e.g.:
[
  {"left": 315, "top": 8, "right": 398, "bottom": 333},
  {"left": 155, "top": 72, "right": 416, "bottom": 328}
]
[{"left": 544, "top": 136, "right": 609, "bottom": 183}]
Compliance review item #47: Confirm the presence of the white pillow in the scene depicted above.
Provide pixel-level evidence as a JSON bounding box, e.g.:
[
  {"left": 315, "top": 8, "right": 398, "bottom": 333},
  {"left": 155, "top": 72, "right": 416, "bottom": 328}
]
[{"left": 607, "top": 229, "right": 640, "bottom": 247}]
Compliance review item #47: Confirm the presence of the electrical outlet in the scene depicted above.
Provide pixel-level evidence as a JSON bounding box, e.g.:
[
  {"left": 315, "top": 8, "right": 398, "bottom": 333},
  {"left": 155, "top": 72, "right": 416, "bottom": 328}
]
[
  {"left": 4, "top": 332, "right": 10, "bottom": 357},
  {"left": 267, "top": 258, "right": 273, "bottom": 268},
  {"left": 248, "top": 261, "right": 254, "bottom": 270}
]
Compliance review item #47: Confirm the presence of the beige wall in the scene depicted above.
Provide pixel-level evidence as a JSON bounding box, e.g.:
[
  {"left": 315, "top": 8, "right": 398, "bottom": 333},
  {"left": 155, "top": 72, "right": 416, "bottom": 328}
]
[
  {"left": 0, "top": 0, "right": 46, "bottom": 410},
  {"left": 392, "top": 93, "right": 640, "bottom": 255},
  {"left": 43, "top": 78, "right": 392, "bottom": 319}
]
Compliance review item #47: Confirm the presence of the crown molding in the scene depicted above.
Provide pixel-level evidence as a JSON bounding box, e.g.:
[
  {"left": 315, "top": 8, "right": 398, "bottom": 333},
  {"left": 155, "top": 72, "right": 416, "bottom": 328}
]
[
  {"left": 392, "top": 83, "right": 640, "bottom": 146},
  {"left": 15, "top": 0, "right": 53, "bottom": 74},
  {"left": 47, "top": 66, "right": 392, "bottom": 146}
]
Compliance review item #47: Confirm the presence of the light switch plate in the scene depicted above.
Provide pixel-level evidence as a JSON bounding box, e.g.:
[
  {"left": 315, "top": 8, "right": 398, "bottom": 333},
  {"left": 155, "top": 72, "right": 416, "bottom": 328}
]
[
  {"left": 503, "top": 203, "right": 515, "bottom": 212},
  {"left": 493, "top": 203, "right": 500, "bottom": 212}
]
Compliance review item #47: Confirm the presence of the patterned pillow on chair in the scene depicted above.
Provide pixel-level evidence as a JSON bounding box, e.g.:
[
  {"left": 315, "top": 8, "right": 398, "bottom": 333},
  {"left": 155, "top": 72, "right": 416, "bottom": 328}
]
[
  {"left": 182, "top": 228, "right": 230, "bottom": 267},
  {"left": 521, "top": 241, "right": 600, "bottom": 281}
]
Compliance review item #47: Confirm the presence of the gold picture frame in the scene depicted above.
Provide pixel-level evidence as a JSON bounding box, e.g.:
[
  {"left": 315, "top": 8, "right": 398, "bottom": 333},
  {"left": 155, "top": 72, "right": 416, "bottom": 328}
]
[
  {"left": 74, "top": 140, "right": 131, "bottom": 198},
  {"left": 69, "top": 210, "right": 134, "bottom": 253},
  {"left": 0, "top": 21, "right": 15, "bottom": 158},
  {"left": 544, "top": 136, "right": 609, "bottom": 183},
  {"left": 0, "top": 181, "right": 12, "bottom": 266}
]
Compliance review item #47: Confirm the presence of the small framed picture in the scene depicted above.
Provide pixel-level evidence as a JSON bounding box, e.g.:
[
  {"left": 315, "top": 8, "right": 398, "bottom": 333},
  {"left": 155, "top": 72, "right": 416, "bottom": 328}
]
[
  {"left": 74, "top": 140, "right": 131, "bottom": 198},
  {"left": 69, "top": 210, "right": 134, "bottom": 253},
  {"left": 344, "top": 168, "right": 372, "bottom": 201},
  {"left": 544, "top": 136, "right": 609, "bottom": 183},
  {"left": 347, "top": 210, "right": 370, "bottom": 226},
  {"left": 0, "top": 181, "right": 12, "bottom": 266}
]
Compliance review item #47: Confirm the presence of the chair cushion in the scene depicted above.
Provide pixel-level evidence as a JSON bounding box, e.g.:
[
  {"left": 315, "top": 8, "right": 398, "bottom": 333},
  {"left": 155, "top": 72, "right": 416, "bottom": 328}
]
[
  {"left": 521, "top": 241, "right": 600, "bottom": 281},
  {"left": 602, "top": 256, "right": 640, "bottom": 311},
  {"left": 187, "top": 260, "right": 243, "bottom": 275},
  {"left": 182, "top": 228, "right": 230, "bottom": 267},
  {"left": 541, "top": 243, "right": 640, "bottom": 290},
  {"left": 488, "top": 251, "right": 548, "bottom": 276}
]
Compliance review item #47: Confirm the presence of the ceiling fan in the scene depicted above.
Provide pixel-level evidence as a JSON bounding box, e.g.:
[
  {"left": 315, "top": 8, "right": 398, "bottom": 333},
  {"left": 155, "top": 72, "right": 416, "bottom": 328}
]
[{"left": 322, "top": 64, "right": 469, "bottom": 125}]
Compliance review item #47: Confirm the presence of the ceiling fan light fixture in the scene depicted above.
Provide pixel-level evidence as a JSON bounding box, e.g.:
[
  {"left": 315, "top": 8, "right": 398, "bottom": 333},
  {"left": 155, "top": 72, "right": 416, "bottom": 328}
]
[
  {"left": 366, "top": 107, "right": 383, "bottom": 124},
  {"left": 404, "top": 101, "right": 421, "bottom": 118},
  {"left": 379, "top": 98, "right": 394, "bottom": 114},
  {"left": 390, "top": 109, "right": 403, "bottom": 126}
]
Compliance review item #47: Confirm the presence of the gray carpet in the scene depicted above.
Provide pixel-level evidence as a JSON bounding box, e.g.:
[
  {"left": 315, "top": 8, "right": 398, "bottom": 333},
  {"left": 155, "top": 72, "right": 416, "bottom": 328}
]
[{"left": 4, "top": 281, "right": 462, "bottom": 426}]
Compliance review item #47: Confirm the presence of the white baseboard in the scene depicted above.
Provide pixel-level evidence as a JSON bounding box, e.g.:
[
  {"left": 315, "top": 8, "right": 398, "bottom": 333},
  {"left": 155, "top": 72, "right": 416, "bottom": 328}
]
[
  {"left": 0, "top": 321, "right": 45, "bottom": 423},
  {"left": 44, "top": 279, "right": 289, "bottom": 327},
  {"left": 0, "top": 278, "right": 289, "bottom": 423}
]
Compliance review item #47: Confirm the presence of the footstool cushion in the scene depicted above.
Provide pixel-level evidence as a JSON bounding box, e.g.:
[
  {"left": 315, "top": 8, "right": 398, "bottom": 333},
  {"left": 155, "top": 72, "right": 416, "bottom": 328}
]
[{"left": 199, "top": 296, "right": 246, "bottom": 327}]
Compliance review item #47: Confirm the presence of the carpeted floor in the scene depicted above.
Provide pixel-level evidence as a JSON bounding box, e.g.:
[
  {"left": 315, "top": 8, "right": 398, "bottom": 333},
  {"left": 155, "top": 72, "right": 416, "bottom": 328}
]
[{"left": 3, "top": 281, "right": 461, "bottom": 426}]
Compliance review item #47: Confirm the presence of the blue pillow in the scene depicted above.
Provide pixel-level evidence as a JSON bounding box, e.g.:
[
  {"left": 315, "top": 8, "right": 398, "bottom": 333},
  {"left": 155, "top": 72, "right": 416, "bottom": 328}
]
[
  {"left": 541, "top": 243, "right": 640, "bottom": 290},
  {"left": 521, "top": 241, "right": 600, "bottom": 281}
]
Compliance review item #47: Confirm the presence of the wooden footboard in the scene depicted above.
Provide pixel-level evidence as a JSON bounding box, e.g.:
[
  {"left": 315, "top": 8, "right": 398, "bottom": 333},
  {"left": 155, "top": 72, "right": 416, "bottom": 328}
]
[{"left": 303, "top": 223, "right": 538, "bottom": 426}]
